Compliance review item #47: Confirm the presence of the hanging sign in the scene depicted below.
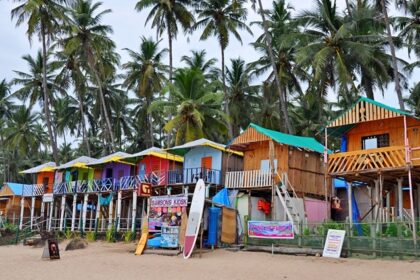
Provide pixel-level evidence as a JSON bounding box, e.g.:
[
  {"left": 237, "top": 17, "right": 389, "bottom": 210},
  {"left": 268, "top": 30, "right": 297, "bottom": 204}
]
[
  {"left": 322, "top": 229, "right": 346, "bottom": 258},
  {"left": 137, "top": 183, "right": 151, "bottom": 197},
  {"left": 248, "top": 221, "right": 294, "bottom": 239},
  {"left": 150, "top": 195, "right": 188, "bottom": 208},
  {"left": 42, "top": 193, "right": 54, "bottom": 203},
  {"left": 149, "top": 195, "right": 188, "bottom": 231}
]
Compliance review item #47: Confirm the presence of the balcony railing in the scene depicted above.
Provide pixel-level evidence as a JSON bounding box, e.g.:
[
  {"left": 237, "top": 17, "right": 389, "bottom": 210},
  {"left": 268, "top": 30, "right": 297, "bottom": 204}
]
[
  {"left": 224, "top": 170, "right": 273, "bottom": 189},
  {"left": 328, "top": 146, "right": 407, "bottom": 175},
  {"left": 22, "top": 184, "right": 45, "bottom": 197},
  {"left": 168, "top": 167, "right": 221, "bottom": 185}
]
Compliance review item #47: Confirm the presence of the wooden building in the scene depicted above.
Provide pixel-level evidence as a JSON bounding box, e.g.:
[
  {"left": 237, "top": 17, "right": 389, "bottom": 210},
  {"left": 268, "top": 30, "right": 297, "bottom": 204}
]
[
  {"left": 226, "top": 123, "right": 327, "bottom": 196},
  {"left": 167, "top": 138, "right": 243, "bottom": 187},
  {"left": 122, "top": 147, "right": 183, "bottom": 187},
  {"left": 0, "top": 183, "right": 31, "bottom": 220},
  {"left": 326, "top": 97, "right": 420, "bottom": 236}
]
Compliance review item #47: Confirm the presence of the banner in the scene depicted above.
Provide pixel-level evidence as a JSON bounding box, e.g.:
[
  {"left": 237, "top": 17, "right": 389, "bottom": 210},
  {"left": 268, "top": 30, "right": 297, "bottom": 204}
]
[
  {"left": 150, "top": 195, "right": 188, "bottom": 208},
  {"left": 322, "top": 229, "right": 346, "bottom": 258},
  {"left": 248, "top": 221, "right": 294, "bottom": 239}
]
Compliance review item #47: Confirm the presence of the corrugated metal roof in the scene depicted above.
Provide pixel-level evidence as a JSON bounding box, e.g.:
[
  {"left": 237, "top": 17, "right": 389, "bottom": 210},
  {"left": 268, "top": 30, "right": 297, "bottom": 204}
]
[
  {"left": 55, "top": 156, "right": 97, "bottom": 170},
  {"left": 167, "top": 138, "right": 242, "bottom": 156},
  {"left": 86, "top": 152, "right": 132, "bottom": 166},
  {"left": 20, "top": 162, "right": 56, "bottom": 174},
  {"left": 123, "top": 147, "right": 183, "bottom": 162}
]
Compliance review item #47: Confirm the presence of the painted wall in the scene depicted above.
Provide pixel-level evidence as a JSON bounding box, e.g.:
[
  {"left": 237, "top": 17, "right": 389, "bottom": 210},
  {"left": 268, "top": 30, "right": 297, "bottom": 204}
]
[
  {"left": 36, "top": 171, "right": 55, "bottom": 193},
  {"left": 64, "top": 168, "right": 94, "bottom": 182},
  {"left": 101, "top": 162, "right": 132, "bottom": 179},
  {"left": 138, "top": 156, "right": 183, "bottom": 186},
  {"left": 184, "top": 146, "right": 222, "bottom": 170}
]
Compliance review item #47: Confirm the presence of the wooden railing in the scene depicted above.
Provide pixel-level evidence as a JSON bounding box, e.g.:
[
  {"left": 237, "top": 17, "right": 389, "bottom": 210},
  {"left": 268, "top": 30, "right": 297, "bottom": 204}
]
[
  {"left": 328, "top": 146, "right": 406, "bottom": 175},
  {"left": 225, "top": 170, "right": 273, "bottom": 189}
]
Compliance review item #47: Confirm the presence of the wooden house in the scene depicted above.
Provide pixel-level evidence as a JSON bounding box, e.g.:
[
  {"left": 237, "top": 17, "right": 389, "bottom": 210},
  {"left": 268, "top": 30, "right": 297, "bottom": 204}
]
[
  {"left": 167, "top": 138, "right": 243, "bottom": 186},
  {"left": 226, "top": 123, "right": 327, "bottom": 196},
  {"left": 0, "top": 183, "right": 32, "bottom": 219},
  {"left": 326, "top": 97, "right": 420, "bottom": 228},
  {"left": 122, "top": 147, "right": 183, "bottom": 187},
  {"left": 20, "top": 162, "right": 56, "bottom": 195}
]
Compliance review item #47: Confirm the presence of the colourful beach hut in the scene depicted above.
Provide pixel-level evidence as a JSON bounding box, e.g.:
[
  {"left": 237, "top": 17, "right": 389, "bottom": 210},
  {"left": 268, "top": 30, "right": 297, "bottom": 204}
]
[
  {"left": 20, "top": 161, "right": 56, "bottom": 194},
  {"left": 167, "top": 138, "right": 243, "bottom": 186}
]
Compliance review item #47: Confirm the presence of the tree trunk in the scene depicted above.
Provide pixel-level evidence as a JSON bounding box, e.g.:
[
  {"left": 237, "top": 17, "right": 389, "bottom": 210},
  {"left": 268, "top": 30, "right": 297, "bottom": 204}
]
[
  {"left": 345, "top": 0, "right": 352, "bottom": 17},
  {"left": 380, "top": 0, "right": 405, "bottom": 110},
  {"left": 221, "top": 47, "right": 233, "bottom": 138},
  {"left": 257, "top": 0, "right": 294, "bottom": 134},
  {"left": 41, "top": 24, "right": 59, "bottom": 164},
  {"left": 77, "top": 90, "right": 91, "bottom": 156},
  {"left": 166, "top": 21, "right": 173, "bottom": 147},
  {"left": 146, "top": 97, "right": 154, "bottom": 148}
]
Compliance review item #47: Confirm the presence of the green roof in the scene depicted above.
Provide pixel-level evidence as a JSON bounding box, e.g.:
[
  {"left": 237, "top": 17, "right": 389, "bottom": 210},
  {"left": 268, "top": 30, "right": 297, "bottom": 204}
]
[
  {"left": 325, "top": 97, "right": 415, "bottom": 137},
  {"left": 249, "top": 123, "right": 328, "bottom": 154}
]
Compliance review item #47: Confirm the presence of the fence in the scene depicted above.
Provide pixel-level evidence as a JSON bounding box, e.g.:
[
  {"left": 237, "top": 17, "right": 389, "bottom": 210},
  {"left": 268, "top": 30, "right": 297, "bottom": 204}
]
[{"left": 245, "top": 220, "right": 420, "bottom": 259}]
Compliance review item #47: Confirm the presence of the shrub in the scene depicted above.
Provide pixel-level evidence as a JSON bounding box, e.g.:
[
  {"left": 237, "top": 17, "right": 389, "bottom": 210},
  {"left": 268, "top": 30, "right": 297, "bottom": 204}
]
[
  {"left": 86, "top": 232, "right": 96, "bottom": 242},
  {"left": 124, "top": 231, "right": 136, "bottom": 243},
  {"left": 105, "top": 227, "right": 116, "bottom": 243}
]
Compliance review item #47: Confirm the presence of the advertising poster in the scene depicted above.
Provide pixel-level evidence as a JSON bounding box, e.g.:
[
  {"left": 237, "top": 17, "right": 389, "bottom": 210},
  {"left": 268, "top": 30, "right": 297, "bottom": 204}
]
[
  {"left": 248, "top": 221, "right": 294, "bottom": 239},
  {"left": 322, "top": 229, "right": 346, "bottom": 258},
  {"left": 148, "top": 195, "right": 187, "bottom": 231}
]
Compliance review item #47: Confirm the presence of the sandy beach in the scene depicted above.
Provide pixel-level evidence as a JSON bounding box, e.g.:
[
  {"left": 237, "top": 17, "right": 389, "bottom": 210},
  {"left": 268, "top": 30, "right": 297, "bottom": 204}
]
[{"left": 0, "top": 241, "right": 419, "bottom": 280}]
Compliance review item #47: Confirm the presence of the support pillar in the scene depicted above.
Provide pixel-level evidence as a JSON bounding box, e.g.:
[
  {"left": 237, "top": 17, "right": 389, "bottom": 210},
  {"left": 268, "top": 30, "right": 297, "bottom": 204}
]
[
  {"left": 95, "top": 194, "right": 101, "bottom": 230},
  {"left": 59, "top": 195, "right": 66, "bottom": 231},
  {"left": 89, "top": 199, "right": 94, "bottom": 231},
  {"left": 132, "top": 190, "right": 137, "bottom": 232},
  {"left": 116, "top": 191, "right": 122, "bottom": 232},
  {"left": 108, "top": 196, "right": 114, "bottom": 230},
  {"left": 82, "top": 194, "right": 88, "bottom": 231},
  {"left": 417, "top": 184, "right": 420, "bottom": 218},
  {"left": 347, "top": 182, "right": 353, "bottom": 229},
  {"left": 397, "top": 178, "right": 403, "bottom": 220},
  {"left": 30, "top": 197, "right": 35, "bottom": 230},
  {"left": 71, "top": 194, "right": 77, "bottom": 232},
  {"left": 127, "top": 199, "right": 132, "bottom": 231},
  {"left": 19, "top": 197, "right": 25, "bottom": 230}
]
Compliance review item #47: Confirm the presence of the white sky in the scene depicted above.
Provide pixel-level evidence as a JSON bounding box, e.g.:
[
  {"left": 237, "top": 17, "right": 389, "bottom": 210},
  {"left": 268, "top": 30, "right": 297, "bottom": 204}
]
[{"left": 0, "top": 0, "right": 417, "bottom": 111}]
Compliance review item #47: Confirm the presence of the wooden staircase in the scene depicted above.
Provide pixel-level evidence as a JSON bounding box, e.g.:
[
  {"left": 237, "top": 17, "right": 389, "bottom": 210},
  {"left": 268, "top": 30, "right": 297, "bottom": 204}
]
[{"left": 274, "top": 172, "right": 301, "bottom": 234}]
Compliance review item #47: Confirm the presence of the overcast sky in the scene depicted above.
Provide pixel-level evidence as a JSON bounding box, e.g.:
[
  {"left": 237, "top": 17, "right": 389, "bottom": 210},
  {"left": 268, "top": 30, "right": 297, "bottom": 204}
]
[{"left": 0, "top": 0, "right": 417, "bottom": 110}]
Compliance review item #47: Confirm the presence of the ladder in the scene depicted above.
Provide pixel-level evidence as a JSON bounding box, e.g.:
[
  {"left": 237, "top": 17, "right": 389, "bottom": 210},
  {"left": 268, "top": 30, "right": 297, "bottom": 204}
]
[{"left": 274, "top": 172, "right": 301, "bottom": 234}]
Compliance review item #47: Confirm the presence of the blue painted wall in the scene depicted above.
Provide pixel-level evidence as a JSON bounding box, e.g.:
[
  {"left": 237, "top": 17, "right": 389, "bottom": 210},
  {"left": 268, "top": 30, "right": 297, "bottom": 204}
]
[{"left": 184, "top": 146, "right": 222, "bottom": 170}]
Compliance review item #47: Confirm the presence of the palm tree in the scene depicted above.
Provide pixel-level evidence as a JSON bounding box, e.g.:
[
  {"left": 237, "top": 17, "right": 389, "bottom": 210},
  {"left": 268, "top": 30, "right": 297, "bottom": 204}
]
[
  {"left": 134, "top": 0, "right": 195, "bottom": 85},
  {"left": 250, "top": 0, "right": 294, "bottom": 134},
  {"left": 194, "top": 0, "right": 252, "bottom": 137},
  {"left": 225, "top": 58, "right": 259, "bottom": 137},
  {"left": 181, "top": 49, "right": 218, "bottom": 77},
  {"left": 395, "top": 0, "right": 420, "bottom": 59},
  {"left": 0, "top": 80, "right": 15, "bottom": 120},
  {"left": 11, "top": 0, "right": 67, "bottom": 163},
  {"left": 406, "top": 82, "right": 420, "bottom": 117},
  {"left": 52, "top": 95, "right": 79, "bottom": 145},
  {"left": 62, "top": 0, "right": 119, "bottom": 151},
  {"left": 150, "top": 68, "right": 227, "bottom": 145},
  {"left": 122, "top": 37, "right": 168, "bottom": 148},
  {"left": 253, "top": 82, "right": 281, "bottom": 130}
]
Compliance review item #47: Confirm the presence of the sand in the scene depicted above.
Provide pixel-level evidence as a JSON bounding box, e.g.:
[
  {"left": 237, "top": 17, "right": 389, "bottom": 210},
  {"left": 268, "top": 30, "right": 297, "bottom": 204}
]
[{"left": 0, "top": 241, "right": 419, "bottom": 280}]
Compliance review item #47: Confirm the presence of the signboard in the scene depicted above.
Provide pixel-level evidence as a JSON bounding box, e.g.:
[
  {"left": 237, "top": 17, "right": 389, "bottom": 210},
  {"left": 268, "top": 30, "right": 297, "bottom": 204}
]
[
  {"left": 150, "top": 195, "right": 188, "bottom": 208},
  {"left": 48, "top": 239, "right": 60, "bottom": 260},
  {"left": 42, "top": 193, "right": 54, "bottom": 203},
  {"left": 247, "top": 221, "right": 294, "bottom": 239},
  {"left": 322, "top": 229, "right": 346, "bottom": 258},
  {"left": 137, "top": 182, "right": 151, "bottom": 197}
]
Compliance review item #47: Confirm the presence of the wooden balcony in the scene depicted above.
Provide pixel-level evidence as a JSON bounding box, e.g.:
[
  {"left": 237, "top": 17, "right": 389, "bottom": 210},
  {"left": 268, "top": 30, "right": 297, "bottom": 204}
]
[
  {"left": 225, "top": 170, "right": 273, "bottom": 189},
  {"left": 328, "top": 146, "right": 408, "bottom": 176}
]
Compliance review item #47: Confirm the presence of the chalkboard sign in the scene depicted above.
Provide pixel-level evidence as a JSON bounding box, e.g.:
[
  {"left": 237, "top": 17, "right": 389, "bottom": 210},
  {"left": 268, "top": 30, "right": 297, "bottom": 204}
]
[{"left": 48, "top": 239, "right": 60, "bottom": 260}]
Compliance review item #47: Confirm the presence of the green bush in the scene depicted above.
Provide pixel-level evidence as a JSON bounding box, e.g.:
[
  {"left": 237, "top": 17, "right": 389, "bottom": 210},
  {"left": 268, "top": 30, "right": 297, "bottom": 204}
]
[
  {"left": 123, "top": 231, "right": 136, "bottom": 243},
  {"left": 64, "top": 229, "right": 73, "bottom": 239},
  {"left": 105, "top": 227, "right": 116, "bottom": 243},
  {"left": 86, "top": 231, "right": 96, "bottom": 242}
]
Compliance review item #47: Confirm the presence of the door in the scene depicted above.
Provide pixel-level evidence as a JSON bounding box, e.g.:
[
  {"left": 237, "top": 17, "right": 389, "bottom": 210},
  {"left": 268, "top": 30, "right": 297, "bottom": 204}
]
[
  {"left": 42, "top": 177, "right": 51, "bottom": 193},
  {"left": 201, "top": 157, "right": 213, "bottom": 183},
  {"left": 201, "top": 157, "right": 212, "bottom": 170},
  {"left": 105, "top": 168, "right": 113, "bottom": 179}
]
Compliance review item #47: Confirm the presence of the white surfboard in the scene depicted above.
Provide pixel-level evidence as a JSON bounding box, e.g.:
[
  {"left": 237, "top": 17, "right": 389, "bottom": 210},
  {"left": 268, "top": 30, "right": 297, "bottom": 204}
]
[{"left": 183, "top": 179, "right": 206, "bottom": 259}]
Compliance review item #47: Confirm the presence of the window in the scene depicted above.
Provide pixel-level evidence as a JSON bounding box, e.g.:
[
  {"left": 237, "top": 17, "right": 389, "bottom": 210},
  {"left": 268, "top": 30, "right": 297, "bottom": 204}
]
[
  {"left": 260, "top": 159, "right": 278, "bottom": 172},
  {"left": 361, "top": 134, "right": 389, "bottom": 150}
]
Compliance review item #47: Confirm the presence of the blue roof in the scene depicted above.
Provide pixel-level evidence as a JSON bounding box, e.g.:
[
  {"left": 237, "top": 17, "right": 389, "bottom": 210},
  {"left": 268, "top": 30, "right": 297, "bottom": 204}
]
[{"left": 5, "top": 182, "right": 26, "bottom": 196}]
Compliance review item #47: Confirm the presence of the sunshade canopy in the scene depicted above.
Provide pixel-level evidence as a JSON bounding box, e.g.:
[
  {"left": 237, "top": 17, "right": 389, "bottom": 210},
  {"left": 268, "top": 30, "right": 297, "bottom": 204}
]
[
  {"left": 20, "top": 162, "right": 56, "bottom": 174},
  {"left": 122, "top": 147, "right": 183, "bottom": 162},
  {"left": 167, "top": 138, "right": 243, "bottom": 157}
]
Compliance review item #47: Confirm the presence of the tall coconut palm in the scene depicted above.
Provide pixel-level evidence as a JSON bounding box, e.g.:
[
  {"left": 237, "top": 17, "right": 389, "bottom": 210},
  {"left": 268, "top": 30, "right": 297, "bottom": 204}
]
[
  {"left": 250, "top": 0, "right": 294, "bottom": 134},
  {"left": 225, "top": 58, "right": 259, "bottom": 137},
  {"left": 52, "top": 95, "right": 79, "bottom": 146},
  {"left": 62, "top": 0, "right": 119, "bottom": 151},
  {"left": 150, "top": 68, "right": 227, "bottom": 145},
  {"left": 194, "top": 0, "right": 252, "bottom": 137},
  {"left": 11, "top": 0, "right": 67, "bottom": 163},
  {"left": 0, "top": 80, "right": 15, "bottom": 121},
  {"left": 395, "top": 0, "right": 420, "bottom": 59},
  {"left": 122, "top": 37, "right": 168, "bottom": 148},
  {"left": 181, "top": 49, "right": 218, "bottom": 78},
  {"left": 134, "top": 0, "right": 194, "bottom": 82}
]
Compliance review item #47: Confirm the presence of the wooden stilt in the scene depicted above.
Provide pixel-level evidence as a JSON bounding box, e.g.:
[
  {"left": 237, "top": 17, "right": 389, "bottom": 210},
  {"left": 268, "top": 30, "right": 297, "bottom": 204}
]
[
  {"left": 397, "top": 178, "right": 403, "bottom": 220},
  {"left": 82, "top": 194, "right": 88, "bottom": 231},
  {"left": 19, "top": 197, "right": 25, "bottom": 230},
  {"left": 95, "top": 194, "right": 101, "bottom": 230},
  {"left": 347, "top": 182, "right": 353, "bottom": 230},
  {"left": 30, "top": 196, "right": 35, "bottom": 230},
  {"left": 48, "top": 200, "right": 53, "bottom": 231},
  {"left": 407, "top": 168, "right": 417, "bottom": 245},
  {"left": 59, "top": 195, "right": 66, "bottom": 231},
  {"left": 386, "top": 191, "right": 390, "bottom": 223},
  {"left": 132, "top": 190, "right": 137, "bottom": 232},
  {"left": 379, "top": 173, "right": 383, "bottom": 223},
  {"left": 417, "top": 184, "right": 420, "bottom": 218},
  {"left": 108, "top": 196, "right": 114, "bottom": 230},
  {"left": 116, "top": 191, "right": 122, "bottom": 232},
  {"left": 89, "top": 198, "right": 94, "bottom": 231},
  {"left": 127, "top": 199, "right": 132, "bottom": 232},
  {"left": 71, "top": 194, "right": 77, "bottom": 232}
]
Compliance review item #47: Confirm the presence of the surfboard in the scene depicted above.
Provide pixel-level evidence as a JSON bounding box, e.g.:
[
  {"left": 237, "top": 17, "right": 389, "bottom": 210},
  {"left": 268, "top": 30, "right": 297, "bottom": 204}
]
[
  {"left": 134, "top": 215, "right": 148, "bottom": 256},
  {"left": 183, "top": 179, "right": 206, "bottom": 259}
]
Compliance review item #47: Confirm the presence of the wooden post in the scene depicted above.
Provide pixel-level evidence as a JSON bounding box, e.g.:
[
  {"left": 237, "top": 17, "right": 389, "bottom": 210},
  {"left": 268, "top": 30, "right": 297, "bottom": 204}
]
[
  {"left": 71, "top": 194, "right": 77, "bottom": 232},
  {"left": 19, "top": 197, "right": 25, "bottom": 230},
  {"left": 324, "top": 127, "right": 330, "bottom": 219},
  {"left": 407, "top": 168, "right": 417, "bottom": 245},
  {"left": 59, "top": 195, "right": 66, "bottom": 231},
  {"left": 394, "top": 183, "right": 399, "bottom": 219},
  {"left": 108, "top": 195, "right": 114, "bottom": 230},
  {"left": 116, "top": 191, "right": 122, "bottom": 232},
  {"left": 132, "top": 190, "right": 137, "bottom": 232},
  {"left": 82, "top": 194, "right": 88, "bottom": 231},
  {"left": 48, "top": 200, "right": 53, "bottom": 231},
  {"left": 347, "top": 182, "right": 353, "bottom": 231},
  {"left": 89, "top": 198, "right": 94, "bottom": 231},
  {"left": 30, "top": 196, "right": 35, "bottom": 230},
  {"left": 397, "top": 178, "right": 403, "bottom": 220},
  {"left": 417, "top": 184, "right": 420, "bottom": 218},
  {"left": 386, "top": 191, "right": 390, "bottom": 223},
  {"left": 95, "top": 194, "right": 101, "bottom": 230},
  {"left": 269, "top": 140, "right": 276, "bottom": 221},
  {"left": 379, "top": 173, "right": 384, "bottom": 223}
]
